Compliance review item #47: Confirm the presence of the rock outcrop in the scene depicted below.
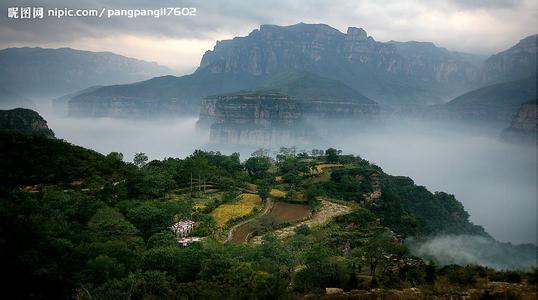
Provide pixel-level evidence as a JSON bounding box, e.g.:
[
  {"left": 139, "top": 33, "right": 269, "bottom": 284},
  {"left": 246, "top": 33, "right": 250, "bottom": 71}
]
[
  {"left": 203, "top": 92, "right": 310, "bottom": 146},
  {"left": 501, "top": 100, "right": 537, "bottom": 143},
  {"left": 0, "top": 108, "right": 55, "bottom": 137}
]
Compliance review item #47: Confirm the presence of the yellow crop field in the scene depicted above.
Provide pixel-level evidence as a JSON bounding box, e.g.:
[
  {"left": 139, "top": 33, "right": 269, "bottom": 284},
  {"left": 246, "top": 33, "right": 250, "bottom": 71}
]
[
  {"left": 270, "top": 189, "right": 287, "bottom": 198},
  {"left": 211, "top": 193, "right": 262, "bottom": 227},
  {"left": 313, "top": 163, "right": 344, "bottom": 174}
]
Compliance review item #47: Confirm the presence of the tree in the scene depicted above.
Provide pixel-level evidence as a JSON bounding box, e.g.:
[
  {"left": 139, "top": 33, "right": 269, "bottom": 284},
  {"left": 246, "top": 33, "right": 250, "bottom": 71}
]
[
  {"left": 325, "top": 148, "right": 339, "bottom": 163},
  {"left": 244, "top": 156, "right": 271, "bottom": 177},
  {"left": 133, "top": 152, "right": 148, "bottom": 168},
  {"left": 251, "top": 148, "right": 270, "bottom": 158},
  {"left": 127, "top": 203, "right": 171, "bottom": 240},
  {"left": 258, "top": 182, "right": 271, "bottom": 202}
]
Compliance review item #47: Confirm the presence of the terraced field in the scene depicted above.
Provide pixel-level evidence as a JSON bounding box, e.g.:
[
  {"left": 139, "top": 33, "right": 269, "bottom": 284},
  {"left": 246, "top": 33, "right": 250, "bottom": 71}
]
[
  {"left": 211, "top": 193, "right": 262, "bottom": 227},
  {"left": 269, "top": 188, "right": 287, "bottom": 198},
  {"left": 250, "top": 200, "right": 352, "bottom": 243},
  {"left": 311, "top": 163, "right": 344, "bottom": 174},
  {"left": 267, "top": 201, "right": 310, "bottom": 223}
]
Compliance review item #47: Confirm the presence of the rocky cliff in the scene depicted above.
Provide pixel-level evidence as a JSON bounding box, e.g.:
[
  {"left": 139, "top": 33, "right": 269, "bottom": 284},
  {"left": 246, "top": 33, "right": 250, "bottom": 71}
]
[
  {"left": 64, "top": 23, "right": 535, "bottom": 119},
  {"left": 203, "top": 92, "right": 310, "bottom": 146},
  {"left": 0, "top": 108, "right": 54, "bottom": 137},
  {"left": 501, "top": 100, "right": 537, "bottom": 143},
  {"left": 68, "top": 23, "right": 488, "bottom": 118},
  {"left": 199, "top": 23, "right": 482, "bottom": 106}
]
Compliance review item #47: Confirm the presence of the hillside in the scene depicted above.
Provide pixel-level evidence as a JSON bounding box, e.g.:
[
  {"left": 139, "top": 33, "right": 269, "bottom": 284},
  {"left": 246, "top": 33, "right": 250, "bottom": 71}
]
[
  {"left": 0, "top": 47, "right": 174, "bottom": 99},
  {"left": 257, "top": 71, "right": 374, "bottom": 103},
  {"left": 427, "top": 75, "right": 537, "bottom": 123},
  {"left": 1, "top": 128, "right": 536, "bottom": 298}
]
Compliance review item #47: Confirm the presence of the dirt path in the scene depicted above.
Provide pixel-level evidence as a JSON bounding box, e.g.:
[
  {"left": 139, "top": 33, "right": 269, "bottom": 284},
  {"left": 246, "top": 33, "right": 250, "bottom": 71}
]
[
  {"left": 250, "top": 200, "right": 352, "bottom": 244},
  {"left": 226, "top": 198, "right": 273, "bottom": 244}
]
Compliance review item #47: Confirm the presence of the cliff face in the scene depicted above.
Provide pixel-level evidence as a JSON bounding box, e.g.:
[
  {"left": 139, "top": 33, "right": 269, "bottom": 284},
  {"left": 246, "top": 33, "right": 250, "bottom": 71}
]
[
  {"left": 198, "top": 23, "right": 481, "bottom": 105},
  {"left": 0, "top": 108, "right": 55, "bottom": 137},
  {"left": 501, "top": 100, "right": 537, "bottom": 143},
  {"left": 203, "top": 93, "right": 309, "bottom": 146},
  {"left": 64, "top": 24, "right": 534, "bottom": 119}
]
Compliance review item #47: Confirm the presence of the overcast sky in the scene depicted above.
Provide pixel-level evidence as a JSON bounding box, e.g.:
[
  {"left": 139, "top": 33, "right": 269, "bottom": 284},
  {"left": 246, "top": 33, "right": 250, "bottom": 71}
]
[{"left": 1, "top": 0, "right": 536, "bottom": 74}]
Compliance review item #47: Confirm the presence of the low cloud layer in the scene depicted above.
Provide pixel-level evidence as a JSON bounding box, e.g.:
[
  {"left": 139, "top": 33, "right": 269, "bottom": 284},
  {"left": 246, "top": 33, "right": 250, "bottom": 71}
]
[
  {"left": 0, "top": 0, "right": 536, "bottom": 72},
  {"left": 408, "top": 235, "right": 537, "bottom": 270}
]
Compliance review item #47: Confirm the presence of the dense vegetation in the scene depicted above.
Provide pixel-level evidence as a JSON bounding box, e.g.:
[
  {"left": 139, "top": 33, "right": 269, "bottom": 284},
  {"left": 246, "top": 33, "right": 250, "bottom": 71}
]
[{"left": 0, "top": 132, "right": 535, "bottom": 299}]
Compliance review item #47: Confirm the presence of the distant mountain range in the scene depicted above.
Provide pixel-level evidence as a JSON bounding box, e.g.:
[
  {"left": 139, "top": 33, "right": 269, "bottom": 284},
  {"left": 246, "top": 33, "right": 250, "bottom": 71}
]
[
  {"left": 0, "top": 86, "right": 34, "bottom": 109},
  {"left": 1, "top": 24, "right": 535, "bottom": 124},
  {"left": 64, "top": 23, "right": 536, "bottom": 119},
  {"left": 0, "top": 47, "right": 175, "bottom": 102}
]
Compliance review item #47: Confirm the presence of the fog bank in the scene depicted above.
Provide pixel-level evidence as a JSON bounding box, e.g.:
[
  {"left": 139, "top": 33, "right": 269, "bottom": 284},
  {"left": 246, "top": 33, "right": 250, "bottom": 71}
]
[
  {"left": 407, "top": 235, "right": 537, "bottom": 270},
  {"left": 325, "top": 119, "right": 537, "bottom": 245},
  {"left": 39, "top": 111, "right": 536, "bottom": 245},
  {"left": 43, "top": 113, "right": 209, "bottom": 162}
]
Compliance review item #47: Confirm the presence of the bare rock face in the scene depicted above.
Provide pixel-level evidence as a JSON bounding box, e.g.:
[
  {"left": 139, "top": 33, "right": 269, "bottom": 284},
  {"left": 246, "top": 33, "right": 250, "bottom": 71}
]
[
  {"left": 202, "top": 93, "right": 310, "bottom": 146},
  {"left": 198, "top": 23, "right": 482, "bottom": 106},
  {"left": 0, "top": 108, "right": 55, "bottom": 137},
  {"left": 501, "top": 100, "right": 537, "bottom": 143}
]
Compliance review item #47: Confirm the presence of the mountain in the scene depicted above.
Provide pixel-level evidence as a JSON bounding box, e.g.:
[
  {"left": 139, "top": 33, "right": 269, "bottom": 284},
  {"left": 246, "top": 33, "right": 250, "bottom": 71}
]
[
  {"left": 67, "top": 23, "right": 487, "bottom": 118},
  {"left": 0, "top": 108, "right": 54, "bottom": 137},
  {"left": 428, "top": 75, "right": 537, "bottom": 123},
  {"left": 199, "top": 23, "right": 481, "bottom": 106},
  {"left": 198, "top": 71, "right": 380, "bottom": 126},
  {"left": 0, "top": 86, "right": 34, "bottom": 109},
  {"left": 481, "top": 35, "right": 537, "bottom": 84},
  {"left": 501, "top": 99, "right": 537, "bottom": 143},
  {"left": 68, "top": 70, "right": 266, "bottom": 118},
  {"left": 202, "top": 92, "right": 311, "bottom": 145},
  {"left": 0, "top": 47, "right": 175, "bottom": 100},
  {"left": 51, "top": 85, "right": 103, "bottom": 115}
]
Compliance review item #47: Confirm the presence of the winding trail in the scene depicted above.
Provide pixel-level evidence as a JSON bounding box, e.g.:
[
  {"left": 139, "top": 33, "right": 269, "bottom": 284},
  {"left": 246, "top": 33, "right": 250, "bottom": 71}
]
[
  {"left": 250, "top": 200, "right": 352, "bottom": 244},
  {"left": 226, "top": 198, "right": 273, "bottom": 244}
]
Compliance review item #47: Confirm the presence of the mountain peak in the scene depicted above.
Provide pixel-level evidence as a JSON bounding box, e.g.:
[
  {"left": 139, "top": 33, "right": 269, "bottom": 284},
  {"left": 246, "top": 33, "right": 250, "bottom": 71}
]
[{"left": 346, "top": 27, "right": 369, "bottom": 41}]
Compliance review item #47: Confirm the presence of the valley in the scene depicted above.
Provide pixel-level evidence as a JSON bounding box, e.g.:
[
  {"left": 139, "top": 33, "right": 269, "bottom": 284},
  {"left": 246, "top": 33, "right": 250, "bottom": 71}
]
[{"left": 0, "top": 7, "right": 536, "bottom": 298}]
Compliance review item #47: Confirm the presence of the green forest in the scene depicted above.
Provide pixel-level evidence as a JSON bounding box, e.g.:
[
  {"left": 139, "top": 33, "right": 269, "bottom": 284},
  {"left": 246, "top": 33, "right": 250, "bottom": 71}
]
[{"left": 0, "top": 131, "right": 536, "bottom": 299}]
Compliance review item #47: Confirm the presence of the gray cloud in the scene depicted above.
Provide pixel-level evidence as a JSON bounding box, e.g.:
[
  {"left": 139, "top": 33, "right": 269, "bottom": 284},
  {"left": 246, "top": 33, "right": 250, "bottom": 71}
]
[
  {"left": 447, "top": 0, "right": 520, "bottom": 9},
  {"left": 0, "top": 0, "right": 536, "bottom": 69}
]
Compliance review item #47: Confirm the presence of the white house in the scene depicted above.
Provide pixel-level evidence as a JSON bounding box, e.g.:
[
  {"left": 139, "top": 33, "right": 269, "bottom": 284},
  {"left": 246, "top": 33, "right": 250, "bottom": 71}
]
[{"left": 171, "top": 220, "right": 195, "bottom": 238}]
